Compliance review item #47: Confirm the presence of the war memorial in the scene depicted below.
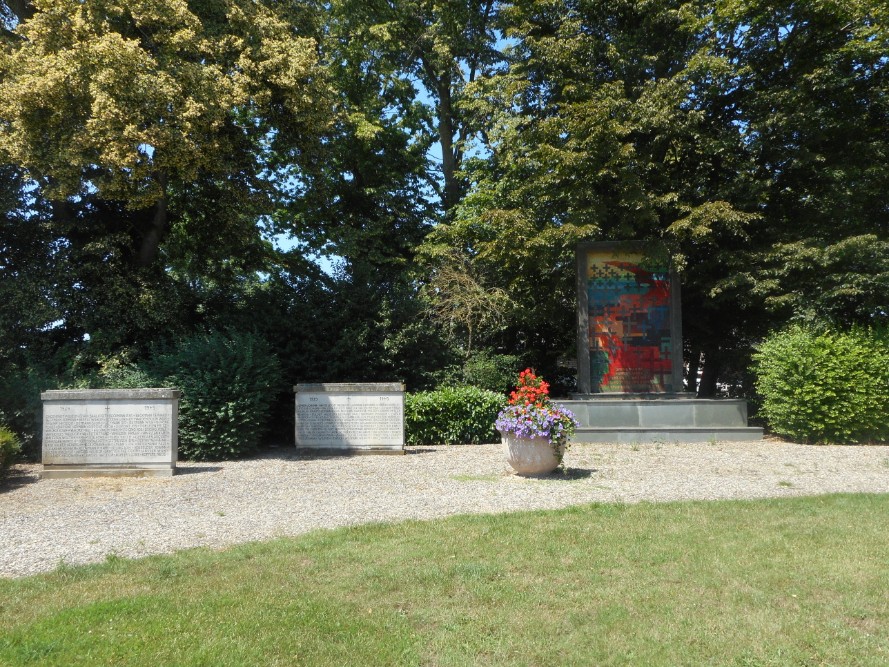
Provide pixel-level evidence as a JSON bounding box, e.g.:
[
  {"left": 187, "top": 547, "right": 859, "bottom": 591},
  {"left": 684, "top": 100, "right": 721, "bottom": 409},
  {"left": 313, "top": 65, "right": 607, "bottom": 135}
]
[{"left": 557, "top": 242, "right": 763, "bottom": 443}]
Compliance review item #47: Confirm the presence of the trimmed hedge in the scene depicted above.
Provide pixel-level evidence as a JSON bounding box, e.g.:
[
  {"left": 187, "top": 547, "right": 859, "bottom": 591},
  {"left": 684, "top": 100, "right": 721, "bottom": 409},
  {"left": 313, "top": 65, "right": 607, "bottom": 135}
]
[
  {"left": 149, "top": 331, "right": 283, "bottom": 460},
  {"left": 753, "top": 326, "right": 889, "bottom": 444},
  {"left": 0, "top": 424, "right": 22, "bottom": 477},
  {"left": 405, "top": 386, "right": 507, "bottom": 445}
]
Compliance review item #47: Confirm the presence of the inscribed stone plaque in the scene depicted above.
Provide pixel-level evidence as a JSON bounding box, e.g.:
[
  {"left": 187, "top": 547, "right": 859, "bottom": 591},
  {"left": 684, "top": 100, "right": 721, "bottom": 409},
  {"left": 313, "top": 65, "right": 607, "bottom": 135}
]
[
  {"left": 576, "top": 242, "right": 683, "bottom": 394},
  {"left": 41, "top": 389, "right": 179, "bottom": 476},
  {"left": 294, "top": 383, "right": 405, "bottom": 452}
]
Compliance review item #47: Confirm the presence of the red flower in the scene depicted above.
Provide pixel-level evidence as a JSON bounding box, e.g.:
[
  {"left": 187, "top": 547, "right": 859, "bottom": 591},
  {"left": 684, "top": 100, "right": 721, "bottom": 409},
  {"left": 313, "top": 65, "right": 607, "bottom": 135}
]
[{"left": 508, "top": 368, "right": 550, "bottom": 407}]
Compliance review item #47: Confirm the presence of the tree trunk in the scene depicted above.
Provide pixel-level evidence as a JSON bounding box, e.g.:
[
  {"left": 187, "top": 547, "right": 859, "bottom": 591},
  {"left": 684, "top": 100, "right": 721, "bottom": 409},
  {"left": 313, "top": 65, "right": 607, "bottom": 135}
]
[
  {"left": 685, "top": 347, "right": 701, "bottom": 393},
  {"left": 436, "top": 73, "right": 461, "bottom": 212},
  {"left": 6, "top": 0, "right": 35, "bottom": 22},
  {"left": 136, "top": 173, "right": 168, "bottom": 267},
  {"left": 697, "top": 353, "right": 721, "bottom": 397}
]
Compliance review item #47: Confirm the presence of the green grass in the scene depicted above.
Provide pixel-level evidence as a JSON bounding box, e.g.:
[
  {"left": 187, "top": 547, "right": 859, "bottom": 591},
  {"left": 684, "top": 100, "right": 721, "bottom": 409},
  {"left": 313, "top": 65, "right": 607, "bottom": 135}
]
[
  {"left": 2, "top": 495, "right": 889, "bottom": 666},
  {"left": 450, "top": 473, "right": 501, "bottom": 482}
]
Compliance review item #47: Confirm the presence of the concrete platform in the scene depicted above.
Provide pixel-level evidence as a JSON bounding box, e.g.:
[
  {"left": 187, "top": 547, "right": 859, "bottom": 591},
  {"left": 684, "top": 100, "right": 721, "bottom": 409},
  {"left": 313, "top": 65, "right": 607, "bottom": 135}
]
[
  {"left": 41, "top": 464, "right": 175, "bottom": 479},
  {"left": 569, "top": 426, "right": 764, "bottom": 443},
  {"left": 295, "top": 447, "right": 406, "bottom": 456},
  {"left": 556, "top": 397, "right": 763, "bottom": 443}
]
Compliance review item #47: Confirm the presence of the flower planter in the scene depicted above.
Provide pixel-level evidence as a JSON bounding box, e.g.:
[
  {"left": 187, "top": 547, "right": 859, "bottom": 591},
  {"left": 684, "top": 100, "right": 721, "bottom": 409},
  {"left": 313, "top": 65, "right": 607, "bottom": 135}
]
[{"left": 500, "top": 433, "right": 565, "bottom": 475}]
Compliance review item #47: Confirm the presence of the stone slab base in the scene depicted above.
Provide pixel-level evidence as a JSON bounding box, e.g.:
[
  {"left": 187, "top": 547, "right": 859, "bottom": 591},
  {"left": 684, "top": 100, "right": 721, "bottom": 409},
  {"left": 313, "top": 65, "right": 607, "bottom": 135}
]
[
  {"left": 41, "top": 465, "right": 175, "bottom": 479},
  {"left": 573, "top": 426, "right": 765, "bottom": 444},
  {"left": 570, "top": 393, "right": 698, "bottom": 400},
  {"left": 557, "top": 398, "right": 752, "bottom": 429},
  {"left": 557, "top": 397, "right": 763, "bottom": 443},
  {"left": 296, "top": 447, "right": 406, "bottom": 456}
]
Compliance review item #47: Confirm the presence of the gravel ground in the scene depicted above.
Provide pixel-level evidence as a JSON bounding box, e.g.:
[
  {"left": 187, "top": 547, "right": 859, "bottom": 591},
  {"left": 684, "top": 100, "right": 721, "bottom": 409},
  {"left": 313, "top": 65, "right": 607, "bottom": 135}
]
[{"left": 2, "top": 439, "right": 889, "bottom": 578}]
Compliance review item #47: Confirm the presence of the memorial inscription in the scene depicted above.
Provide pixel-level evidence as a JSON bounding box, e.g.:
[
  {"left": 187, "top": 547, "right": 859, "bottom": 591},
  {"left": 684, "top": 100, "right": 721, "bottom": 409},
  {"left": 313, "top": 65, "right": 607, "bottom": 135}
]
[
  {"left": 294, "top": 383, "right": 405, "bottom": 453},
  {"left": 43, "top": 411, "right": 171, "bottom": 460}
]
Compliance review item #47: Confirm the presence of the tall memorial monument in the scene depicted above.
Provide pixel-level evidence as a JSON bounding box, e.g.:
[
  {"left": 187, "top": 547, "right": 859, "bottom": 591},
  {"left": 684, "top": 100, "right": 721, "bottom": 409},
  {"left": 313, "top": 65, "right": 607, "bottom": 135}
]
[
  {"left": 557, "top": 241, "right": 763, "bottom": 443},
  {"left": 575, "top": 242, "right": 682, "bottom": 395}
]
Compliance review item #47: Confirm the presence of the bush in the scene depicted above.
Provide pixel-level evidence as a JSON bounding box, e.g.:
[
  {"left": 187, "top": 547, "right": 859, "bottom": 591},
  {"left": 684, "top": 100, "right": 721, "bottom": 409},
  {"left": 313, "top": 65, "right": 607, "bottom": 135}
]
[
  {"left": 460, "top": 351, "right": 522, "bottom": 394},
  {"left": 405, "top": 386, "right": 507, "bottom": 445},
  {"left": 753, "top": 326, "right": 889, "bottom": 443},
  {"left": 94, "top": 354, "right": 157, "bottom": 389},
  {"left": 0, "top": 364, "right": 62, "bottom": 460},
  {"left": 0, "top": 424, "right": 22, "bottom": 476},
  {"left": 149, "top": 331, "right": 283, "bottom": 460},
  {"left": 432, "top": 350, "right": 522, "bottom": 394}
]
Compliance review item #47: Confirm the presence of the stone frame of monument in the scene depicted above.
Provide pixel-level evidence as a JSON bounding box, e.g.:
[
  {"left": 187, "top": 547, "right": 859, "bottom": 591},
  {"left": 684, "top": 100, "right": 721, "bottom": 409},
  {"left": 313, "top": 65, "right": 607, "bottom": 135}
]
[
  {"left": 294, "top": 383, "right": 405, "bottom": 455},
  {"left": 575, "top": 241, "right": 684, "bottom": 395},
  {"left": 41, "top": 388, "right": 180, "bottom": 478}
]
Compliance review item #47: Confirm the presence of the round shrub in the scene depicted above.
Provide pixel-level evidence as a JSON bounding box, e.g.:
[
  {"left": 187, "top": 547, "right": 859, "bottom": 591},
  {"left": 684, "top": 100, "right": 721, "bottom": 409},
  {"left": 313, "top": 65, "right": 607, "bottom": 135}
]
[
  {"left": 149, "top": 331, "right": 283, "bottom": 460},
  {"left": 405, "top": 386, "right": 507, "bottom": 445},
  {"left": 753, "top": 326, "right": 889, "bottom": 444},
  {"left": 0, "top": 424, "right": 22, "bottom": 476}
]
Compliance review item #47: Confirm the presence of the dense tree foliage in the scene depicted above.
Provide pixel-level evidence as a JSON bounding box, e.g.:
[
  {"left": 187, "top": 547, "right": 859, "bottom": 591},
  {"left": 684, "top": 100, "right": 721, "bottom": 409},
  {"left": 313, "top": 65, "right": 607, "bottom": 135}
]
[
  {"left": 426, "top": 0, "right": 888, "bottom": 391},
  {"left": 1, "top": 0, "right": 887, "bottom": 449}
]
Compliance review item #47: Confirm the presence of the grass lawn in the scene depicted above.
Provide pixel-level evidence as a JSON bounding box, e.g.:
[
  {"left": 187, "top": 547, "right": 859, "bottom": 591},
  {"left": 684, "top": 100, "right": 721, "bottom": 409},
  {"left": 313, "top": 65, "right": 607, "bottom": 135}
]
[{"left": 1, "top": 494, "right": 888, "bottom": 666}]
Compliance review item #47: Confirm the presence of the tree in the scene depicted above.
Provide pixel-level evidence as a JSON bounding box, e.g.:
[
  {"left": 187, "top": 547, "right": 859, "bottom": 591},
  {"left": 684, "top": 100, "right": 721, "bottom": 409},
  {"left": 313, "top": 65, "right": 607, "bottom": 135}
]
[
  {"left": 422, "top": 247, "right": 511, "bottom": 351},
  {"left": 704, "top": 0, "right": 889, "bottom": 326},
  {"left": 0, "top": 0, "right": 331, "bottom": 267},
  {"left": 428, "top": 0, "right": 888, "bottom": 392},
  {"left": 328, "top": 0, "right": 502, "bottom": 212}
]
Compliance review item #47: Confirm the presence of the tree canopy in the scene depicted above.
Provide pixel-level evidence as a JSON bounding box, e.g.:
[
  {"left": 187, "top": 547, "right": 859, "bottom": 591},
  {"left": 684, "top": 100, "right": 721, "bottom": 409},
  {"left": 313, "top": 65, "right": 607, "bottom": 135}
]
[{"left": 1, "top": 0, "right": 887, "bottom": 442}]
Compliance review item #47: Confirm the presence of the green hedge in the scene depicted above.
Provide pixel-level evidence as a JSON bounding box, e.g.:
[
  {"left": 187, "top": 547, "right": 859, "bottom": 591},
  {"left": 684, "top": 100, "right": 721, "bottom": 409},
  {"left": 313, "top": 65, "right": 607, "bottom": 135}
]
[
  {"left": 0, "top": 424, "right": 22, "bottom": 476},
  {"left": 149, "top": 331, "right": 283, "bottom": 460},
  {"left": 753, "top": 326, "right": 889, "bottom": 444},
  {"left": 405, "top": 386, "right": 507, "bottom": 446}
]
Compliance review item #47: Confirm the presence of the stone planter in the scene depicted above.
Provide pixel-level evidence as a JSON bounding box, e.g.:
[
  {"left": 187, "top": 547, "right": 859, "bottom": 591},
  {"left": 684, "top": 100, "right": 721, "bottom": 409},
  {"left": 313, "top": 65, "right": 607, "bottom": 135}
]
[{"left": 500, "top": 433, "right": 565, "bottom": 475}]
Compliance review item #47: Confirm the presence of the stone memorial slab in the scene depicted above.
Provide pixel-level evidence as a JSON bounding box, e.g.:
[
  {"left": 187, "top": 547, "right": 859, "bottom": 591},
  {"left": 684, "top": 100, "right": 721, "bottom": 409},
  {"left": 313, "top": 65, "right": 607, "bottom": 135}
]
[
  {"left": 41, "top": 389, "right": 180, "bottom": 478},
  {"left": 294, "top": 383, "right": 405, "bottom": 454}
]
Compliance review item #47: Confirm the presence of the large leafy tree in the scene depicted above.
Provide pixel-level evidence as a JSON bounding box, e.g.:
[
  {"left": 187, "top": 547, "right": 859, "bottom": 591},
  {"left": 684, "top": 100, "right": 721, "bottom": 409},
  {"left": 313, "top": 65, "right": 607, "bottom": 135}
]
[
  {"left": 428, "top": 0, "right": 888, "bottom": 391},
  {"left": 327, "top": 0, "right": 502, "bottom": 212},
  {"left": 0, "top": 0, "right": 331, "bottom": 266},
  {"left": 706, "top": 0, "right": 889, "bottom": 326},
  {"left": 0, "top": 0, "right": 333, "bottom": 358}
]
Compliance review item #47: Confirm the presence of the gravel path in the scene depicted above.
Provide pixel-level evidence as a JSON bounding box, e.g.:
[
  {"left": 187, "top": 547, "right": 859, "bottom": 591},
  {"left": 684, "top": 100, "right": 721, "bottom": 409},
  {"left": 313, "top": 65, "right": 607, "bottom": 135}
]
[{"left": 2, "top": 439, "right": 889, "bottom": 578}]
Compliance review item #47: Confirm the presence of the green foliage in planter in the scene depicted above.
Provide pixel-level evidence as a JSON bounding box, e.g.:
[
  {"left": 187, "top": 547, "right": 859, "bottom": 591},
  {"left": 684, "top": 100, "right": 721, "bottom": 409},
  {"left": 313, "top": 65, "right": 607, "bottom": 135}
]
[
  {"left": 405, "top": 386, "right": 507, "bottom": 446},
  {"left": 149, "top": 331, "right": 282, "bottom": 460},
  {"left": 0, "top": 423, "right": 22, "bottom": 475},
  {"left": 753, "top": 326, "right": 889, "bottom": 443}
]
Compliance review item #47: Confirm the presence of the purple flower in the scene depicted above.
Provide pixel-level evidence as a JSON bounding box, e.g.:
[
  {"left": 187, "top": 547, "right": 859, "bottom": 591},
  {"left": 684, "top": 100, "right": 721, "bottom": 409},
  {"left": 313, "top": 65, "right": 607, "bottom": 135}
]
[{"left": 495, "top": 403, "right": 578, "bottom": 448}]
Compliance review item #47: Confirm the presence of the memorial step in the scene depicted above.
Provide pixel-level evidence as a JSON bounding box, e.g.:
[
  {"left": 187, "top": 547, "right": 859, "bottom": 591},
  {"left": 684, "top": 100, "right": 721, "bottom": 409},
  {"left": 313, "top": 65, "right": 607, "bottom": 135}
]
[
  {"left": 555, "top": 398, "right": 751, "bottom": 429},
  {"left": 572, "top": 426, "right": 765, "bottom": 444}
]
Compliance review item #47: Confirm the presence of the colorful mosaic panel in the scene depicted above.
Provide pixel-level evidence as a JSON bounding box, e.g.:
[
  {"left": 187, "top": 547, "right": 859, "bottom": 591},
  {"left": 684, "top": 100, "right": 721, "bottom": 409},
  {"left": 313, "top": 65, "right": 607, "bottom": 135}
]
[{"left": 585, "top": 248, "right": 675, "bottom": 392}]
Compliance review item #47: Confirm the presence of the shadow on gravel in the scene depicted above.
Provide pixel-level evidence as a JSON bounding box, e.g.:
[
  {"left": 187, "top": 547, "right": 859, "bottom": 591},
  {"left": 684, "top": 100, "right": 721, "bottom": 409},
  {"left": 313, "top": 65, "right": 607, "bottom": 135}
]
[
  {"left": 175, "top": 466, "right": 224, "bottom": 476},
  {"left": 561, "top": 468, "right": 597, "bottom": 480},
  {"left": 507, "top": 468, "right": 599, "bottom": 482},
  {"left": 518, "top": 468, "right": 597, "bottom": 481},
  {"left": 0, "top": 465, "right": 39, "bottom": 492}
]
